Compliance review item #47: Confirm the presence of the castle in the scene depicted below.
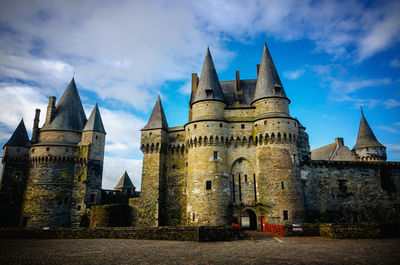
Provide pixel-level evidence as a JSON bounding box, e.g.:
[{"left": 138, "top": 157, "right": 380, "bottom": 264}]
[{"left": 1, "top": 43, "right": 399, "bottom": 229}]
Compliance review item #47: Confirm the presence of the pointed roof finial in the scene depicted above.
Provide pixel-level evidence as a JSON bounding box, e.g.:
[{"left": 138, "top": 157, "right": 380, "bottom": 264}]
[
  {"left": 252, "top": 42, "right": 288, "bottom": 104},
  {"left": 4, "top": 119, "right": 31, "bottom": 148},
  {"left": 360, "top": 104, "right": 364, "bottom": 116},
  {"left": 353, "top": 108, "right": 385, "bottom": 150},
  {"left": 141, "top": 95, "right": 169, "bottom": 130},
  {"left": 83, "top": 103, "right": 106, "bottom": 133},
  {"left": 191, "top": 47, "right": 225, "bottom": 105}
]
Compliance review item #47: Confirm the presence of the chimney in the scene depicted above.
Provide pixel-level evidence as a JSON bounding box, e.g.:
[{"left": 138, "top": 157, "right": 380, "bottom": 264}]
[
  {"left": 31, "top": 109, "right": 41, "bottom": 144},
  {"left": 191, "top": 73, "right": 198, "bottom": 97},
  {"left": 335, "top": 137, "right": 344, "bottom": 146},
  {"left": 256, "top": 64, "right": 260, "bottom": 77},
  {"left": 45, "top": 96, "right": 56, "bottom": 125},
  {"left": 235, "top": 71, "right": 241, "bottom": 91}
]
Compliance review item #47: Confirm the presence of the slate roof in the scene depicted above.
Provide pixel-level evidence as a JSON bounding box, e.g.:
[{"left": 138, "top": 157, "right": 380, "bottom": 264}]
[
  {"left": 312, "top": 138, "right": 357, "bottom": 161},
  {"left": 114, "top": 171, "right": 135, "bottom": 189},
  {"left": 4, "top": 119, "right": 31, "bottom": 147},
  {"left": 353, "top": 108, "right": 385, "bottom": 150},
  {"left": 83, "top": 104, "right": 106, "bottom": 133},
  {"left": 41, "top": 78, "right": 87, "bottom": 131},
  {"left": 252, "top": 43, "right": 288, "bottom": 103},
  {"left": 142, "top": 96, "right": 169, "bottom": 130},
  {"left": 191, "top": 47, "right": 225, "bottom": 104}
]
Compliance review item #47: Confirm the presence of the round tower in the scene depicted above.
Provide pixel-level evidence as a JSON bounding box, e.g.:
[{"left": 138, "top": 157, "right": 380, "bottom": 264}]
[
  {"left": 252, "top": 43, "right": 305, "bottom": 224},
  {"left": 352, "top": 107, "right": 386, "bottom": 161},
  {"left": 22, "top": 79, "right": 89, "bottom": 227},
  {"left": 186, "top": 48, "right": 231, "bottom": 225}
]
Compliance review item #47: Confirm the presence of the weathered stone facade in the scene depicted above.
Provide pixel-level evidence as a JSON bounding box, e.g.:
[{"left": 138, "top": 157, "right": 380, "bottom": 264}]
[
  {"left": 138, "top": 44, "right": 400, "bottom": 229},
  {"left": 0, "top": 79, "right": 106, "bottom": 228}
]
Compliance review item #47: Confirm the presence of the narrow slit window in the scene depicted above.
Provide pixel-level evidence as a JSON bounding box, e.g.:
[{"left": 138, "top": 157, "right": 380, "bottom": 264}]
[
  {"left": 244, "top": 175, "right": 247, "bottom": 182},
  {"left": 283, "top": 210, "right": 288, "bottom": 220},
  {"left": 281, "top": 181, "right": 285, "bottom": 190},
  {"left": 206, "top": 180, "right": 212, "bottom": 190},
  {"left": 213, "top": 151, "right": 218, "bottom": 160}
]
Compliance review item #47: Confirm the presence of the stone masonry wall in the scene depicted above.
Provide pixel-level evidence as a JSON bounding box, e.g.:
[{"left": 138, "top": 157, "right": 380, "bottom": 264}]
[{"left": 302, "top": 161, "right": 400, "bottom": 223}]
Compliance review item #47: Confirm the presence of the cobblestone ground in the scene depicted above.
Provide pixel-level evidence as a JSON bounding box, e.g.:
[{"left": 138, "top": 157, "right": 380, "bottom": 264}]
[{"left": 0, "top": 235, "right": 399, "bottom": 265}]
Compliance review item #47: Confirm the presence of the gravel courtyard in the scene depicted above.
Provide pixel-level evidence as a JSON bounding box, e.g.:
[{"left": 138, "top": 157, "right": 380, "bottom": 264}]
[{"left": 1, "top": 236, "right": 399, "bottom": 264}]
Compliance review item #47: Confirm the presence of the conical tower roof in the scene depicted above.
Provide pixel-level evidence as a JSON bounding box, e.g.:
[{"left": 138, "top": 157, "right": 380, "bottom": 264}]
[
  {"left": 252, "top": 43, "right": 288, "bottom": 103},
  {"left": 191, "top": 47, "right": 225, "bottom": 104},
  {"left": 42, "top": 78, "right": 87, "bottom": 131},
  {"left": 142, "top": 96, "right": 169, "bottom": 130},
  {"left": 4, "top": 119, "right": 31, "bottom": 147},
  {"left": 83, "top": 104, "right": 106, "bottom": 133},
  {"left": 114, "top": 171, "right": 135, "bottom": 189},
  {"left": 353, "top": 108, "right": 385, "bottom": 150}
]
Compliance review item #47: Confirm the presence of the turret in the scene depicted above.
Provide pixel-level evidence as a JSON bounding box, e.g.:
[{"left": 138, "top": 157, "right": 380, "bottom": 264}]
[
  {"left": 252, "top": 43, "right": 290, "bottom": 119},
  {"left": 81, "top": 103, "right": 106, "bottom": 160},
  {"left": 186, "top": 47, "right": 230, "bottom": 225},
  {"left": 1, "top": 119, "right": 30, "bottom": 226},
  {"left": 252, "top": 43, "right": 305, "bottom": 224},
  {"left": 139, "top": 96, "right": 169, "bottom": 226},
  {"left": 191, "top": 47, "right": 226, "bottom": 121},
  {"left": 114, "top": 171, "right": 136, "bottom": 196},
  {"left": 352, "top": 107, "right": 386, "bottom": 161}
]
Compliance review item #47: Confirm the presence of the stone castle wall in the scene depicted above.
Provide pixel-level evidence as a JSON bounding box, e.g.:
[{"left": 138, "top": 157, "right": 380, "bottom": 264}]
[{"left": 302, "top": 160, "right": 400, "bottom": 223}]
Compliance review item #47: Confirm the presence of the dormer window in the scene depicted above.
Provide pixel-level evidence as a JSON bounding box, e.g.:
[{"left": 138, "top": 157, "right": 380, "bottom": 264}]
[
  {"left": 274, "top": 85, "right": 282, "bottom": 94},
  {"left": 206, "top": 89, "right": 213, "bottom": 98}
]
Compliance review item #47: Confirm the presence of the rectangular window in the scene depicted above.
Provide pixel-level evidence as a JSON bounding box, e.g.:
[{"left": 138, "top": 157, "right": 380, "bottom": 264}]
[
  {"left": 281, "top": 181, "right": 285, "bottom": 190},
  {"left": 192, "top": 213, "right": 195, "bottom": 221},
  {"left": 244, "top": 175, "right": 247, "bottom": 182},
  {"left": 194, "top": 124, "right": 197, "bottom": 129},
  {"left": 206, "top": 180, "right": 212, "bottom": 190},
  {"left": 77, "top": 205, "right": 81, "bottom": 211},
  {"left": 65, "top": 147, "right": 69, "bottom": 152},
  {"left": 283, "top": 210, "right": 289, "bottom": 220},
  {"left": 213, "top": 151, "right": 218, "bottom": 160},
  {"left": 241, "top": 124, "right": 245, "bottom": 129}
]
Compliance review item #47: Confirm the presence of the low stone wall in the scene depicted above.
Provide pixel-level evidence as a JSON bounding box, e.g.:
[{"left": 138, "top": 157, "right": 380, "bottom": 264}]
[
  {"left": 0, "top": 226, "right": 237, "bottom": 242},
  {"left": 90, "top": 205, "right": 134, "bottom": 227},
  {"left": 319, "top": 223, "right": 381, "bottom": 239},
  {"left": 282, "top": 223, "right": 400, "bottom": 238}
]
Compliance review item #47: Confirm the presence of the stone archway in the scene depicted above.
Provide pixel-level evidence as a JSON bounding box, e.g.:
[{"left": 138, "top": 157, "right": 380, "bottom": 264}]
[{"left": 241, "top": 209, "right": 257, "bottom": 230}]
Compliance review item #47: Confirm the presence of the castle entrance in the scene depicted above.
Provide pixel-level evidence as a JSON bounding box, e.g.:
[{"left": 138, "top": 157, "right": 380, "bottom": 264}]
[
  {"left": 241, "top": 209, "right": 257, "bottom": 230},
  {"left": 230, "top": 158, "right": 256, "bottom": 206}
]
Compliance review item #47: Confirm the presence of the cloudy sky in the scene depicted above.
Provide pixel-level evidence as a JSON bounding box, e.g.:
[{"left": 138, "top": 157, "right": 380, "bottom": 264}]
[{"left": 1, "top": 0, "right": 399, "bottom": 189}]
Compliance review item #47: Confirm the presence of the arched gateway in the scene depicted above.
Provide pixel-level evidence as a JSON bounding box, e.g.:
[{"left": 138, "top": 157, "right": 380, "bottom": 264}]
[{"left": 230, "top": 158, "right": 258, "bottom": 230}]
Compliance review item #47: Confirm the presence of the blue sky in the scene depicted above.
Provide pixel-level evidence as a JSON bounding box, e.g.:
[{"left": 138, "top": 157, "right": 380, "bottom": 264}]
[{"left": 0, "top": 0, "right": 399, "bottom": 189}]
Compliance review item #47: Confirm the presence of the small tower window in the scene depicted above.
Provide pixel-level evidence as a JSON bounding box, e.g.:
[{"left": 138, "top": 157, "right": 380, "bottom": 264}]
[
  {"left": 65, "top": 148, "right": 69, "bottom": 152},
  {"left": 283, "top": 210, "right": 289, "bottom": 220},
  {"left": 96, "top": 135, "right": 99, "bottom": 140},
  {"left": 264, "top": 121, "right": 267, "bottom": 125},
  {"left": 220, "top": 123, "right": 222, "bottom": 128},
  {"left": 194, "top": 124, "right": 197, "bottom": 129},
  {"left": 149, "top": 132, "right": 152, "bottom": 136},
  {"left": 46, "top": 147, "right": 50, "bottom": 151},
  {"left": 213, "top": 151, "right": 218, "bottom": 160},
  {"left": 366, "top": 147, "right": 369, "bottom": 152},
  {"left": 172, "top": 164, "right": 177, "bottom": 169},
  {"left": 32, "top": 148, "right": 35, "bottom": 153},
  {"left": 192, "top": 213, "right": 195, "bottom": 221},
  {"left": 90, "top": 194, "right": 95, "bottom": 203},
  {"left": 281, "top": 181, "right": 285, "bottom": 190},
  {"left": 244, "top": 175, "right": 247, "bottom": 182},
  {"left": 241, "top": 124, "right": 245, "bottom": 129},
  {"left": 77, "top": 205, "right": 81, "bottom": 211},
  {"left": 206, "top": 90, "right": 213, "bottom": 97},
  {"left": 206, "top": 180, "right": 212, "bottom": 190}
]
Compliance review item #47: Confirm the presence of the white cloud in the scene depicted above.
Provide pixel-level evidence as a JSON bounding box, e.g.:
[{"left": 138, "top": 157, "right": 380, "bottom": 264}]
[
  {"left": 283, "top": 69, "right": 305, "bottom": 80},
  {"left": 378, "top": 126, "right": 400, "bottom": 134},
  {"left": 383, "top": 99, "right": 400, "bottom": 109},
  {"left": 393, "top": 122, "right": 400, "bottom": 127}
]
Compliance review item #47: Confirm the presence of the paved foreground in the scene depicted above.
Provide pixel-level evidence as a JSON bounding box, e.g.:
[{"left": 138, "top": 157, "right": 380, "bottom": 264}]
[{"left": 0, "top": 236, "right": 399, "bottom": 265}]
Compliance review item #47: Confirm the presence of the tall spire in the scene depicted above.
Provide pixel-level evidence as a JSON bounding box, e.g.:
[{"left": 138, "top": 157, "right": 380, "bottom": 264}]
[
  {"left": 353, "top": 107, "right": 384, "bottom": 150},
  {"left": 252, "top": 43, "right": 288, "bottom": 103},
  {"left": 191, "top": 47, "right": 225, "bottom": 104},
  {"left": 4, "top": 119, "right": 31, "bottom": 148},
  {"left": 142, "top": 96, "right": 169, "bottom": 130},
  {"left": 83, "top": 103, "right": 106, "bottom": 133},
  {"left": 41, "top": 78, "right": 87, "bottom": 131}
]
